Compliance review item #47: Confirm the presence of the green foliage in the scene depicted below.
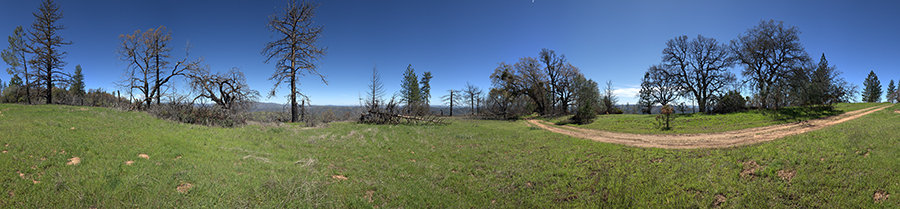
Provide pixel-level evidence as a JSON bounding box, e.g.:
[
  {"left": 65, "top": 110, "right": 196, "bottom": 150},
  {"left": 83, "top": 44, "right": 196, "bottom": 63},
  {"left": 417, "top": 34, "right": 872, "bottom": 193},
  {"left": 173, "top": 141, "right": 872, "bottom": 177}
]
[
  {"left": 70, "top": 64, "right": 85, "bottom": 96},
  {"left": 887, "top": 79, "right": 896, "bottom": 103},
  {"left": 551, "top": 103, "right": 878, "bottom": 134},
  {"left": 2, "top": 103, "right": 896, "bottom": 207},
  {"left": 862, "top": 70, "right": 882, "bottom": 103},
  {"left": 420, "top": 71, "right": 432, "bottom": 105},
  {"left": 399, "top": 64, "right": 421, "bottom": 107},
  {"left": 711, "top": 90, "right": 747, "bottom": 114},
  {"left": 571, "top": 75, "right": 598, "bottom": 124}
]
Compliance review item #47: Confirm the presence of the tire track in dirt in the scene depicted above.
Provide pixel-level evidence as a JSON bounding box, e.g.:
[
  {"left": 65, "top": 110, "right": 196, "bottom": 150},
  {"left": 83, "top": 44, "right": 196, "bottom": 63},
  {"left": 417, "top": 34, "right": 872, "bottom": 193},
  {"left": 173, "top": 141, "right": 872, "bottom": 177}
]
[{"left": 526, "top": 104, "right": 892, "bottom": 149}]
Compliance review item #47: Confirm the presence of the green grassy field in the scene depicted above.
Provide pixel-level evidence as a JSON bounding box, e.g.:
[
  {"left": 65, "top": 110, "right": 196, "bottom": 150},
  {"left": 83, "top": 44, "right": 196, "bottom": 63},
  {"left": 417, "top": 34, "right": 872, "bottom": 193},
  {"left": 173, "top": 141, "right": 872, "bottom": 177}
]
[
  {"left": 548, "top": 103, "right": 883, "bottom": 134},
  {"left": 1, "top": 103, "right": 898, "bottom": 208}
]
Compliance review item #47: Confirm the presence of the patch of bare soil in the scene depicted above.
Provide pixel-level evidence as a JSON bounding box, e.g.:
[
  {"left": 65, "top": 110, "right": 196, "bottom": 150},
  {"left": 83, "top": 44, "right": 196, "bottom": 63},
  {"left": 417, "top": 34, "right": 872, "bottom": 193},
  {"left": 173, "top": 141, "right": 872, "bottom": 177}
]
[
  {"left": 66, "top": 157, "right": 81, "bottom": 165},
  {"left": 176, "top": 183, "right": 194, "bottom": 194},
  {"left": 740, "top": 161, "right": 762, "bottom": 179},
  {"left": 874, "top": 190, "right": 889, "bottom": 203},
  {"left": 332, "top": 175, "right": 348, "bottom": 180},
  {"left": 777, "top": 169, "right": 796, "bottom": 182},
  {"left": 526, "top": 104, "right": 892, "bottom": 149},
  {"left": 713, "top": 193, "right": 727, "bottom": 208}
]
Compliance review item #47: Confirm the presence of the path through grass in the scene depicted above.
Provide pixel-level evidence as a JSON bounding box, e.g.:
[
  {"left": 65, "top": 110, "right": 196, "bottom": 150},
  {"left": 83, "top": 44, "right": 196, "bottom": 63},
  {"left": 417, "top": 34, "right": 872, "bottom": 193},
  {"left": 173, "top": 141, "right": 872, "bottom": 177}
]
[{"left": 0, "top": 103, "right": 897, "bottom": 207}]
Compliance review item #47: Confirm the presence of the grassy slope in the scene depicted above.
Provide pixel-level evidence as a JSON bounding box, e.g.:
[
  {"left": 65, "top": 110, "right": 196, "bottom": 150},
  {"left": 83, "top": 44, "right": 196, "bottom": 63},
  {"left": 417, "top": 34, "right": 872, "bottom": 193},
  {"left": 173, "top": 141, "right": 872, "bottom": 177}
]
[
  {"left": 549, "top": 103, "right": 882, "bottom": 134},
  {"left": 1, "top": 103, "right": 898, "bottom": 208}
]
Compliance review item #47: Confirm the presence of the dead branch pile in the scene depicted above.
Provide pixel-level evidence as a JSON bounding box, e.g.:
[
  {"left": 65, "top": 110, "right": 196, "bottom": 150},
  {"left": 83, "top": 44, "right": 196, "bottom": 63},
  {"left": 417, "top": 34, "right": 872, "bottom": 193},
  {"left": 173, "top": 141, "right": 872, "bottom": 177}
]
[{"left": 359, "top": 110, "right": 449, "bottom": 125}]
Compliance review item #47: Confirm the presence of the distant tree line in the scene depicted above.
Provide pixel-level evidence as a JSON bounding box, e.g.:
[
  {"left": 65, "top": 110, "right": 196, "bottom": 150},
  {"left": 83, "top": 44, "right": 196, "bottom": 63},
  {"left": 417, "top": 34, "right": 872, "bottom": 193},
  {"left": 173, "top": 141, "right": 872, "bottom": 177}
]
[
  {"left": 2, "top": 0, "right": 329, "bottom": 127},
  {"left": 637, "top": 20, "right": 860, "bottom": 116}
]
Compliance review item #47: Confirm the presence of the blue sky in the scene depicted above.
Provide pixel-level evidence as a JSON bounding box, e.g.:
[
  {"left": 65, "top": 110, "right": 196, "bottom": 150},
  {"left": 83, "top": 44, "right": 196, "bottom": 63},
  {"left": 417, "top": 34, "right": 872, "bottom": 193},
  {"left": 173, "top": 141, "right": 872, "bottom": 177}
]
[{"left": 1, "top": 0, "right": 899, "bottom": 105}]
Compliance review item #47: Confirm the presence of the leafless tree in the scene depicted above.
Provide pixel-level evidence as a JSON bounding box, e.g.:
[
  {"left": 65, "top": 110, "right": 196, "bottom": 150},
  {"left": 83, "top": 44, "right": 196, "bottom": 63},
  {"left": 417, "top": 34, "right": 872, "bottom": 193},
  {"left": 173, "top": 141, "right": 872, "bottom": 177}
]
[
  {"left": 663, "top": 34, "right": 735, "bottom": 113},
  {"left": 440, "top": 89, "right": 460, "bottom": 116},
  {"left": 262, "top": 0, "right": 328, "bottom": 123},
  {"left": 28, "top": 0, "right": 73, "bottom": 104},
  {"left": 117, "top": 25, "right": 193, "bottom": 109},
  {"left": 647, "top": 65, "right": 680, "bottom": 107},
  {"left": 461, "top": 82, "right": 482, "bottom": 115},
  {"left": 364, "top": 64, "right": 385, "bottom": 111},
  {"left": 731, "top": 20, "right": 810, "bottom": 109},
  {"left": 185, "top": 63, "right": 260, "bottom": 111},
  {"left": 600, "top": 80, "right": 618, "bottom": 114}
]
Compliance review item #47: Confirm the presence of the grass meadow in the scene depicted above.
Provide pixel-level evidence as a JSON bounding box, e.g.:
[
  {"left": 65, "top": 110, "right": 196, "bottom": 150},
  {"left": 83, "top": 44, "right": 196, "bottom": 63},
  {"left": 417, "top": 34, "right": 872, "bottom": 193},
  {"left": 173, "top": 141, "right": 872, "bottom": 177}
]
[
  {"left": 1, "top": 103, "right": 898, "bottom": 208},
  {"left": 549, "top": 103, "right": 882, "bottom": 134}
]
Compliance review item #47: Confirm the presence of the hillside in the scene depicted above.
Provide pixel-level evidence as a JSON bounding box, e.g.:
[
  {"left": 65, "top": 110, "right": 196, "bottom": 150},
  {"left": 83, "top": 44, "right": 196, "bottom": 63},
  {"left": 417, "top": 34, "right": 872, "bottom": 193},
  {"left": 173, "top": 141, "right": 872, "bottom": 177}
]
[{"left": 1, "top": 103, "right": 898, "bottom": 207}]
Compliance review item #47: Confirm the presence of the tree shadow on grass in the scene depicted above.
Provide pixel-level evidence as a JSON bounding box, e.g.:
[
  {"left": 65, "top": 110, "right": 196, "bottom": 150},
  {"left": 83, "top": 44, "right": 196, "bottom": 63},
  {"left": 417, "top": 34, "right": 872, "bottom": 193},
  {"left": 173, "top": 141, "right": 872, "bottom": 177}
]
[{"left": 769, "top": 106, "right": 844, "bottom": 122}]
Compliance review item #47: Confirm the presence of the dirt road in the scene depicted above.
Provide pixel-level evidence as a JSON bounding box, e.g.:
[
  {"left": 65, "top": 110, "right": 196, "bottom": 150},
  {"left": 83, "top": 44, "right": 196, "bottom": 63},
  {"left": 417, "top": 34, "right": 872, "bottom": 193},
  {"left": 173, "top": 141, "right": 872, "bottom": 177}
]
[{"left": 526, "top": 104, "right": 892, "bottom": 149}]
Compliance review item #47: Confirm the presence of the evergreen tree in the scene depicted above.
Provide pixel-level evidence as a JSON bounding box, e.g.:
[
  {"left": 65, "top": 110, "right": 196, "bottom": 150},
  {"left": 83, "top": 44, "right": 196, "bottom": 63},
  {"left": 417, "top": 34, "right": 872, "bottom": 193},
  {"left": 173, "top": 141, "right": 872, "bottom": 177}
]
[
  {"left": 29, "top": 0, "right": 74, "bottom": 104},
  {"left": 70, "top": 64, "right": 84, "bottom": 96},
  {"left": 399, "top": 64, "right": 420, "bottom": 110},
  {"left": 887, "top": 79, "right": 896, "bottom": 103},
  {"left": 571, "top": 74, "right": 599, "bottom": 124},
  {"left": 2, "top": 26, "right": 31, "bottom": 104},
  {"left": 420, "top": 71, "right": 432, "bottom": 106},
  {"left": 861, "top": 70, "right": 882, "bottom": 103},
  {"left": 0, "top": 78, "right": 5, "bottom": 95}
]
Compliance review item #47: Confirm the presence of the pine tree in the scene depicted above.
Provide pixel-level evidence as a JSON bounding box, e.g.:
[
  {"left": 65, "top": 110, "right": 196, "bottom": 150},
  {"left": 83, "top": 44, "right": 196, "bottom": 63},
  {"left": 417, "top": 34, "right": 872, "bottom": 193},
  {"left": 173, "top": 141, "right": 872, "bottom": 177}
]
[
  {"left": 887, "top": 79, "right": 896, "bottom": 103},
  {"left": 861, "top": 70, "right": 882, "bottom": 103},
  {"left": 2, "top": 26, "right": 31, "bottom": 104},
  {"left": 399, "top": 64, "right": 420, "bottom": 112},
  {"left": 29, "top": 0, "right": 74, "bottom": 104},
  {"left": 420, "top": 71, "right": 432, "bottom": 106},
  {"left": 70, "top": 64, "right": 84, "bottom": 96}
]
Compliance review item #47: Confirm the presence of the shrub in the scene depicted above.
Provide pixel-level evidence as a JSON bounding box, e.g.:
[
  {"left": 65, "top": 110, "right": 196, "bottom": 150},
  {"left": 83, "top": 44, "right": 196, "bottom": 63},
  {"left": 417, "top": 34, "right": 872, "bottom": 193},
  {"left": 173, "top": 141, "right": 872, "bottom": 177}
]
[
  {"left": 711, "top": 90, "right": 747, "bottom": 114},
  {"left": 656, "top": 105, "right": 675, "bottom": 130}
]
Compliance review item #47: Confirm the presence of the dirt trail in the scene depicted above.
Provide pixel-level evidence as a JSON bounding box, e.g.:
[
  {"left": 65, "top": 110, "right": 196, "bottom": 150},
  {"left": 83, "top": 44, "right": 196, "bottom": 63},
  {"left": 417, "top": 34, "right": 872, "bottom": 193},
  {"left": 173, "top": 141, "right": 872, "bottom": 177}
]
[{"left": 526, "top": 104, "right": 892, "bottom": 149}]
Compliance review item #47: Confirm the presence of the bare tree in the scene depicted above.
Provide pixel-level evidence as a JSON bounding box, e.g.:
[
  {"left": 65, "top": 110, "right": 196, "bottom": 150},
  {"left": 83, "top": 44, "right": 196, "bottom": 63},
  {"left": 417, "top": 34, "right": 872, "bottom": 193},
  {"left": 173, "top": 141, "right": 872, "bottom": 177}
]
[
  {"left": 600, "top": 80, "right": 618, "bottom": 114},
  {"left": 2, "top": 26, "right": 31, "bottom": 104},
  {"left": 185, "top": 63, "right": 260, "bottom": 111},
  {"left": 117, "top": 26, "right": 192, "bottom": 109},
  {"left": 732, "top": 20, "right": 810, "bottom": 109},
  {"left": 663, "top": 34, "right": 735, "bottom": 113},
  {"left": 461, "top": 82, "right": 482, "bottom": 115},
  {"left": 364, "top": 64, "right": 385, "bottom": 111},
  {"left": 647, "top": 65, "right": 680, "bottom": 107},
  {"left": 28, "top": 0, "right": 73, "bottom": 104},
  {"left": 440, "top": 89, "right": 460, "bottom": 116},
  {"left": 262, "top": 0, "right": 328, "bottom": 123}
]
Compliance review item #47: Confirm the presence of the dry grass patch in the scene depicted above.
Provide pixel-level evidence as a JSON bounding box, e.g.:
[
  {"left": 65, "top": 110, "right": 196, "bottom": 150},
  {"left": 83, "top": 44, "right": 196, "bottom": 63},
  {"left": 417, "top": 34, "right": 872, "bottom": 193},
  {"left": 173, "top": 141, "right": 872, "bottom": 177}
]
[
  {"left": 740, "top": 161, "right": 762, "bottom": 179},
  {"left": 777, "top": 170, "right": 796, "bottom": 182},
  {"left": 67, "top": 157, "right": 81, "bottom": 165},
  {"left": 176, "top": 183, "right": 194, "bottom": 194},
  {"left": 713, "top": 193, "right": 727, "bottom": 208},
  {"left": 875, "top": 190, "right": 890, "bottom": 203}
]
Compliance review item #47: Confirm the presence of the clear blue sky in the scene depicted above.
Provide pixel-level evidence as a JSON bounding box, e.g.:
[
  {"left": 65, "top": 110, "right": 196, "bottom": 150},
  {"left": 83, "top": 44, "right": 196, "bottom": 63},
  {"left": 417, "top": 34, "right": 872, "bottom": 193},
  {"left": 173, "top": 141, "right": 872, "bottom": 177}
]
[{"left": 2, "top": 0, "right": 899, "bottom": 105}]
